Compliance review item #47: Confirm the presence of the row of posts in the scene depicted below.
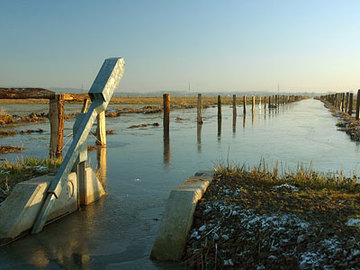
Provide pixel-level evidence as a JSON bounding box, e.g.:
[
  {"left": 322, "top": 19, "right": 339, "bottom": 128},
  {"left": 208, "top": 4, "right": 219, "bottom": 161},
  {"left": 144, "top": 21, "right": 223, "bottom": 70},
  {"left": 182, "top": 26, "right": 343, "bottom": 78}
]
[
  {"left": 322, "top": 90, "right": 360, "bottom": 120},
  {"left": 162, "top": 94, "right": 301, "bottom": 132}
]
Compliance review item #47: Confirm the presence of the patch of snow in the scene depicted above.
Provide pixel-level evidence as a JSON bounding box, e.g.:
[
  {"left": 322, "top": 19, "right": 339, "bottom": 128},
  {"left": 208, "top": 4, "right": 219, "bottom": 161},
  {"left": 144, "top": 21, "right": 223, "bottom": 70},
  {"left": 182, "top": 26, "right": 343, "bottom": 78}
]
[
  {"left": 0, "top": 170, "right": 10, "bottom": 175},
  {"left": 223, "top": 259, "right": 234, "bottom": 266},
  {"left": 198, "top": 225, "right": 206, "bottom": 232},
  {"left": 190, "top": 231, "right": 198, "bottom": 239},
  {"left": 274, "top": 183, "right": 299, "bottom": 191},
  {"left": 346, "top": 218, "right": 360, "bottom": 227}
]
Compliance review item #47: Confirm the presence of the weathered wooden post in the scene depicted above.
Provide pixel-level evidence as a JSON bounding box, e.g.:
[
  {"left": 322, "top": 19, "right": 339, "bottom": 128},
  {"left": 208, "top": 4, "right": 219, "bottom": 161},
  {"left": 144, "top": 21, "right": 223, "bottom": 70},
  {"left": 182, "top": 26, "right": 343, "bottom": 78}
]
[
  {"left": 348, "top": 93, "right": 354, "bottom": 115},
  {"left": 263, "top": 96, "right": 267, "bottom": 110},
  {"left": 218, "top": 95, "right": 222, "bottom": 120},
  {"left": 32, "top": 57, "right": 125, "bottom": 234},
  {"left": 233, "top": 94, "right": 237, "bottom": 117},
  {"left": 197, "top": 94, "right": 203, "bottom": 124},
  {"left": 56, "top": 94, "right": 65, "bottom": 157},
  {"left": 252, "top": 96, "right": 255, "bottom": 114},
  {"left": 49, "top": 97, "right": 59, "bottom": 158},
  {"left": 163, "top": 93, "right": 170, "bottom": 135},
  {"left": 268, "top": 96, "right": 271, "bottom": 109},
  {"left": 345, "top": 92, "right": 350, "bottom": 112},
  {"left": 356, "top": 90, "right": 360, "bottom": 120},
  {"left": 243, "top": 96, "right": 247, "bottom": 114}
]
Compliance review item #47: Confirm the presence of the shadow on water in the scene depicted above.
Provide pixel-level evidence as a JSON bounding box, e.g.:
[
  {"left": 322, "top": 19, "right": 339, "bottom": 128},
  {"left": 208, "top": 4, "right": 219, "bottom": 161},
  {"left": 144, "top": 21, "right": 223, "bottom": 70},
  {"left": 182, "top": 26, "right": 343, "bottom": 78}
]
[{"left": 243, "top": 114, "right": 246, "bottom": 128}]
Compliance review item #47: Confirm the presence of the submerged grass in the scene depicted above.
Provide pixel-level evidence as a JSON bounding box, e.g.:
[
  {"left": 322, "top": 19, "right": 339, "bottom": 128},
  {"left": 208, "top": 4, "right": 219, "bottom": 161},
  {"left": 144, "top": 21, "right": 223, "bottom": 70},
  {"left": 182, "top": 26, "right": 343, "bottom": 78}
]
[{"left": 0, "top": 157, "right": 62, "bottom": 203}]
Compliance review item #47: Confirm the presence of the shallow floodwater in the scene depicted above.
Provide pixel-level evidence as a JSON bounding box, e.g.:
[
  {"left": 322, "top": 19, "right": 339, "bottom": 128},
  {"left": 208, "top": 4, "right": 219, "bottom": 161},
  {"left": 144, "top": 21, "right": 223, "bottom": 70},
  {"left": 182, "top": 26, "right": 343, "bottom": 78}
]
[{"left": 0, "top": 99, "right": 360, "bottom": 269}]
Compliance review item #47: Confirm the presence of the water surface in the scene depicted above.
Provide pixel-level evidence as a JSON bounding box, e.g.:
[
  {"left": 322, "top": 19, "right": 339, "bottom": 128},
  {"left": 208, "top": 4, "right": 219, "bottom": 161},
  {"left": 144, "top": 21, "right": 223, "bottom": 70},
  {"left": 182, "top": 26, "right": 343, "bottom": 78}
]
[{"left": 0, "top": 99, "right": 359, "bottom": 269}]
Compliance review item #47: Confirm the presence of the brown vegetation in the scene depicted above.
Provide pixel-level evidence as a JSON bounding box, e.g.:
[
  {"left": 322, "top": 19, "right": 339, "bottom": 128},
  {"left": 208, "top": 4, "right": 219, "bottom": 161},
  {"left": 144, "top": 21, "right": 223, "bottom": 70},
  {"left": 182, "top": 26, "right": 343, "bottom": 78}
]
[
  {"left": 183, "top": 165, "right": 360, "bottom": 269},
  {"left": 0, "top": 146, "right": 24, "bottom": 154}
]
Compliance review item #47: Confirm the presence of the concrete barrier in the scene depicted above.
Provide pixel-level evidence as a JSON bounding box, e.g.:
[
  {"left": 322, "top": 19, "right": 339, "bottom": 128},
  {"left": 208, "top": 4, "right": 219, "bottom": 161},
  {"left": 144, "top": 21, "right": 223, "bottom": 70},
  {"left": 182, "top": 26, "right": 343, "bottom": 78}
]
[
  {"left": 0, "top": 167, "right": 105, "bottom": 245},
  {"left": 150, "top": 171, "right": 213, "bottom": 261}
]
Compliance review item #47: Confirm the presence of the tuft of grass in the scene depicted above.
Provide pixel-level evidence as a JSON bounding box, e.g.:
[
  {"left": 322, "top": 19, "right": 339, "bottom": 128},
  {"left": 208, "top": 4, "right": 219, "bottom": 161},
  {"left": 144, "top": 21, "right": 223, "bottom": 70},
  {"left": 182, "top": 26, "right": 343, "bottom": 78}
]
[
  {"left": 0, "top": 157, "right": 63, "bottom": 202},
  {"left": 214, "top": 161, "right": 359, "bottom": 192}
]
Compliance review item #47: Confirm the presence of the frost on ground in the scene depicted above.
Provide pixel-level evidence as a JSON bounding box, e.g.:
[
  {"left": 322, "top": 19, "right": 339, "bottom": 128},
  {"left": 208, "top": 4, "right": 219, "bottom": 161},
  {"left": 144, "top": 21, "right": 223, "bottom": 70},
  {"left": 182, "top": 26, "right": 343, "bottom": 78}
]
[{"left": 183, "top": 173, "right": 360, "bottom": 269}]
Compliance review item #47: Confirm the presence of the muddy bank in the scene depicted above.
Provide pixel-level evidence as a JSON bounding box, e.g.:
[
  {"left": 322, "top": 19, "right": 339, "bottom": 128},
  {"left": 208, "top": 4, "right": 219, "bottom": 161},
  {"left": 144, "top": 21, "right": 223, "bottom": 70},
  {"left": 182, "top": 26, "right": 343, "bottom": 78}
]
[
  {"left": 183, "top": 167, "right": 360, "bottom": 269},
  {"left": 318, "top": 98, "right": 360, "bottom": 141},
  {"left": 0, "top": 146, "right": 24, "bottom": 154}
]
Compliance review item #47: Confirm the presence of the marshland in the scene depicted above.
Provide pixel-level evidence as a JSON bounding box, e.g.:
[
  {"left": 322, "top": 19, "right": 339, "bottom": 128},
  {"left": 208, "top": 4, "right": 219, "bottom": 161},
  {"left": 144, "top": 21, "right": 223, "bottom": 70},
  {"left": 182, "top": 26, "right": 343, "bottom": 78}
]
[{"left": 1, "top": 95, "right": 360, "bottom": 269}]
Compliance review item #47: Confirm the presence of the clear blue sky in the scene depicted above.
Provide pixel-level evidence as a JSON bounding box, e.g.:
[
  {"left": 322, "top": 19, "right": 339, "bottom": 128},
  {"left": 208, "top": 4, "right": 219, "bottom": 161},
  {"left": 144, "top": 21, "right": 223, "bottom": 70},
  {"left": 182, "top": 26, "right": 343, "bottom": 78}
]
[{"left": 1, "top": 0, "right": 360, "bottom": 93}]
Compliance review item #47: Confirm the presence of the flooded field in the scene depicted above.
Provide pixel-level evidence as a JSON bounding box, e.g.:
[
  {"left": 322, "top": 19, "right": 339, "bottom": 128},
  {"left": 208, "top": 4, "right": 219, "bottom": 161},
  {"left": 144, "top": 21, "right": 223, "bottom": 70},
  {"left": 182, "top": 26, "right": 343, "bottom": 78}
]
[{"left": 0, "top": 99, "right": 360, "bottom": 269}]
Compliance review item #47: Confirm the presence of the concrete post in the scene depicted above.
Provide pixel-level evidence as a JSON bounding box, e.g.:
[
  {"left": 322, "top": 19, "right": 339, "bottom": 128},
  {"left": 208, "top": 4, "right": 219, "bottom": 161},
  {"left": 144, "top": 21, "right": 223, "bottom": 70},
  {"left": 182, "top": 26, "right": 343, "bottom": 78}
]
[{"left": 96, "top": 111, "right": 106, "bottom": 145}]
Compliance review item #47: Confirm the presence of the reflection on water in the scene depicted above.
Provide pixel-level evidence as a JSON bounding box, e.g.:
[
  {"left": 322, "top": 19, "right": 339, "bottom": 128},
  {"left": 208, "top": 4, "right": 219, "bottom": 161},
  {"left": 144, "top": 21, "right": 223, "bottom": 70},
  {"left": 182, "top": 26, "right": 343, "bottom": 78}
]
[
  {"left": 163, "top": 134, "right": 170, "bottom": 165},
  {"left": 96, "top": 146, "right": 107, "bottom": 184},
  {"left": 252, "top": 111, "right": 255, "bottom": 126},
  {"left": 3, "top": 99, "right": 360, "bottom": 269},
  {"left": 232, "top": 114, "right": 236, "bottom": 135},
  {"left": 217, "top": 119, "right": 222, "bottom": 142},
  {"left": 197, "top": 123, "right": 202, "bottom": 153}
]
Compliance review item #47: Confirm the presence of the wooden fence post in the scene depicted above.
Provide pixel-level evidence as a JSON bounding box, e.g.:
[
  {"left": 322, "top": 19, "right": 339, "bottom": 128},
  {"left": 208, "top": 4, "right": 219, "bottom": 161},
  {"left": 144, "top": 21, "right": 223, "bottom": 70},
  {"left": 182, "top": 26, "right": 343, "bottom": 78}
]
[
  {"left": 197, "top": 94, "right": 203, "bottom": 124},
  {"left": 243, "top": 96, "right": 247, "bottom": 114},
  {"left": 345, "top": 92, "right": 349, "bottom": 112},
  {"left": 218, "top": 95, "right": 222, "bottom": 120},
  {"left": 233, "top": 94, "right": 237, "bottom": 117},
  {"left": 268, "top": 96, "right": 271, "bottom": 108},
  {"left": 356, "top": 90, "right": 360, "bottom": 120},
  {"left": 49, "top": 97, "right": 58, "bottom": 158},
  {"left": 56, "top": 94, "right": 64, "bottom": 157},
  {"left": 252, "top": 96, "right": 255, "bottom": 114},
  {"left": 341, "top": 93, "right": 345, "bottom": 112},
  {"left": 348, "top": 93, "right": 354, "bottom": 115},
  {"left": 163, "top": 94, "right": 170, "bottom": 135}
]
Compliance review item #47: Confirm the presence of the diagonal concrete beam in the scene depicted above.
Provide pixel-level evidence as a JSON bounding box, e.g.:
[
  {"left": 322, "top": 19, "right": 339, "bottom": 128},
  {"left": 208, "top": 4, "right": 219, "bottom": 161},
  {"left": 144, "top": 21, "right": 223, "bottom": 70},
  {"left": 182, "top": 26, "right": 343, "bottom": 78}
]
[{"left": 31, "top": 58, "right": 125, "bottom": 234}]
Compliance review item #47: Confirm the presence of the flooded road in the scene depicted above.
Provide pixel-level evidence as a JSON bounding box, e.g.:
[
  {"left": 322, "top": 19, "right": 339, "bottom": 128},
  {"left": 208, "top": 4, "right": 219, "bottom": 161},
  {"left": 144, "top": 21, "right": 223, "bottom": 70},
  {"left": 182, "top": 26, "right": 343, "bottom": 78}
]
[{"left": 0, "top": 99, "right": 360, "bottom": 269}]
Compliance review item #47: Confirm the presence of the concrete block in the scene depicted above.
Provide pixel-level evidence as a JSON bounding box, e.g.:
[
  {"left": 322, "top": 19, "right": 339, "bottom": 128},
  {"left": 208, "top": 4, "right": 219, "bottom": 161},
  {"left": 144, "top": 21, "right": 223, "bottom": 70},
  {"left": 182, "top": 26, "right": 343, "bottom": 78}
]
[
  {"left": 150, "top": 174, "right": 213, "bottom": 261},
  {"left": 79, "top": 167, "right": 106, "bottom": 206},
  {"left": 0, "top": 173, "right": 77, "bottom": 244}
]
